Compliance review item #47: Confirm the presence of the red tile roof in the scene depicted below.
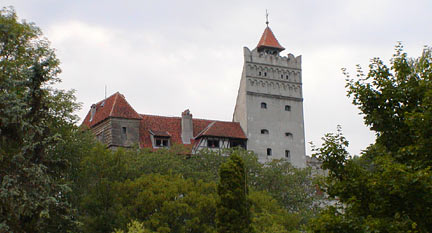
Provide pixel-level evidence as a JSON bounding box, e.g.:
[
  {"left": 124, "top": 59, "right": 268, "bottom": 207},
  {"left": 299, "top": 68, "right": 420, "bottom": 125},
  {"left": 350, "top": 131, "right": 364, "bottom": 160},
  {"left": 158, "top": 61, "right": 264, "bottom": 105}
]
[
  {"left": 257, "top": 26, "right": 285, "bottom": 51},
  {"left": 82, "top": 92, "right": 247, "bottom": 149},
  {"left": 82, "top": 92, "right": 142, "bottom": 128},
  {"left": 139, "top": 114, "right": 246, "bottom": 148}
]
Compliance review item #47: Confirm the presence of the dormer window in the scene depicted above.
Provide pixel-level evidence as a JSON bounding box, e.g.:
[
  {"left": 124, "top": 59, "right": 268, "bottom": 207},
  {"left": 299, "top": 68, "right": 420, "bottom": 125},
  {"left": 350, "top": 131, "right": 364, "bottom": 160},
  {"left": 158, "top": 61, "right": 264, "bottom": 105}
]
[
  {"left": 207, "top": 138, "right": 220, "bottom": 148},
  {"left": 261, "top": 129, "right": 269, "bottom": 135},
  {"left": 261, "top": 102, "right": 267, "bottom": 109},
  {"left": 155, "top": 137, "right": 169, "bottom": 148}
]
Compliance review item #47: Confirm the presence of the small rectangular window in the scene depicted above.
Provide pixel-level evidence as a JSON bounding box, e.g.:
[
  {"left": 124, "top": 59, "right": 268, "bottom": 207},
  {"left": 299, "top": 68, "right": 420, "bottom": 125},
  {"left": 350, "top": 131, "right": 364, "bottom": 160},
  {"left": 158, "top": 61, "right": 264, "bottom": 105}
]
[
  {"left": 285, "top": 150, "right": 290, "bottom": 159},
  {"left": 155, "top": 137, "right": 170, "bottom": 148},
  {"left": 261, "top": 129, "right": 269, "bottom": 135},
  {"left": 267, "top": 148, "right": 272, "bottom": 156},
  {"left": 122, "top": 127, "right": 127, "bottom": 140},
  {"left": 207, "top": 139, "right": 220, "bottom": 148},
  {"left": 261, "top": 102, "right": 267, "bottom": 109},
  {"left": 285, "top": 105, "right": 291, "bottom": 111}
]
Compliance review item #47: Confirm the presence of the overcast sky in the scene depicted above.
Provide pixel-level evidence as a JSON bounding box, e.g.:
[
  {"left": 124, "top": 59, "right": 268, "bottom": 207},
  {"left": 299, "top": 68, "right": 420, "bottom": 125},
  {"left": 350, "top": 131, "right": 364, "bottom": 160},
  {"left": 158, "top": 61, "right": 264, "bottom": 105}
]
[{"left": 4, "top": 0, "right": 432, "bottom": 155}]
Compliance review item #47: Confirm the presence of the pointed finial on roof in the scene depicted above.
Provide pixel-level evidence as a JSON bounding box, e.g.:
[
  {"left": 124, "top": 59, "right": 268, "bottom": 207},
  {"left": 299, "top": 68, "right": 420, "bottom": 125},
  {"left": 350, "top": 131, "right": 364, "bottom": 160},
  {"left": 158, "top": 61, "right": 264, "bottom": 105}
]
[{"left": 265, "top": 9, "right": 269, "bottom": 26}]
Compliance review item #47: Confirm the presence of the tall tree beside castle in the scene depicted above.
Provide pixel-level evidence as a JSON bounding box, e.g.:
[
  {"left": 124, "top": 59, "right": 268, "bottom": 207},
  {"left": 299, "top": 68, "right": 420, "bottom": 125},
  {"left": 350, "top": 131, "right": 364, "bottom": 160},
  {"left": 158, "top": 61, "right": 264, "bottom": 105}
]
[
  {"left": 216, "top": 152, "right": 254, "bottom": 233},
  {"left": 311, "top": 45, "right": 432, "bottom": 232},
  {"left": 0, "top": 7, "right": 82, "bottom": 232}
]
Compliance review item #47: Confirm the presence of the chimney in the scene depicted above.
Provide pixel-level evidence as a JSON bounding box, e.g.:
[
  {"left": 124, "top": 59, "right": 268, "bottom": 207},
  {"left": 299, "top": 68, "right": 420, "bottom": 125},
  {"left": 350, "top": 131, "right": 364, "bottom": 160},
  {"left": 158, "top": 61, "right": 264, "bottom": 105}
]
[
  {"left": 181, "top": 109, "right": 193, "bottom": 144},
  {"left": 90, "top": 104, "right": 96, "bottom": 122}
]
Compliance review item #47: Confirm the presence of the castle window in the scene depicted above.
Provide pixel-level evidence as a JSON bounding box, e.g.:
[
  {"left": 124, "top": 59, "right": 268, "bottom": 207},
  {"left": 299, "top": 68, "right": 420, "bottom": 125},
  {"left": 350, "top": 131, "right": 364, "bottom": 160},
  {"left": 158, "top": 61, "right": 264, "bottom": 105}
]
[
  {"left": 230, "top": 139, "right": 246, "bottom": 149},
  {"left": 285, "top": 132, "right": 293, "bottom": 137},
  {"left": 259, "top": 71, "right": 262, "bottom": 76},
  {"left": 264, "top": 72, "right": 267, "bottom": 77},
  {"left": 267, "top": 148, "right": 272, "bottom": 156},
  {"left": 286, "top": 75, "right": 289, "bottom": 79},
  {"left": 285, "top": 105, "right": 291, "bottom": 111},
  {"left": 261, "top": 129, "right": 269, "bottom": 135},
  {"left": 281, "top": 74, "right": 284, "bottom": 79},
  {"left": 285, "top": 150, "right": 290, "bottom": 159},
  {"left": 155, "top": 137, "right": 169, "bottom": 147},
  {"left": 207, "top": 138, "right": 220, "bottom": 148},
  {"left": 122, "top": 127, "right": 127, "bottom": 140},
  {"left": 261, "top": 102, "right": 267, "bottom": 109}
]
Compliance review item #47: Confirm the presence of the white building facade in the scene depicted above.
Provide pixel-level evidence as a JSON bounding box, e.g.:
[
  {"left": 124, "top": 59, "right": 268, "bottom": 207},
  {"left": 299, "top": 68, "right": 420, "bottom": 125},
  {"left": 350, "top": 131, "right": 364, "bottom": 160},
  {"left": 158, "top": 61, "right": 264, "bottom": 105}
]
[{"left": 233, "top": 25, "right": 306, "bottom": 167}]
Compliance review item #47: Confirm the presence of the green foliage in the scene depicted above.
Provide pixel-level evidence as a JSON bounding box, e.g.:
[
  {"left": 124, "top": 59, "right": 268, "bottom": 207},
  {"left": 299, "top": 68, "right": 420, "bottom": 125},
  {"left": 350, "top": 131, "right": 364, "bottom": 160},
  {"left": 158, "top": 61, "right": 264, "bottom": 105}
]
[
  {"left": 216, "top": 152, "right": 253, "bottom": 233},
  {"left": 311, "top": 44, "right": 432, "bottom": 232},
  {"left": 0, "top": 7, "right": 84, "bottom": 232}
]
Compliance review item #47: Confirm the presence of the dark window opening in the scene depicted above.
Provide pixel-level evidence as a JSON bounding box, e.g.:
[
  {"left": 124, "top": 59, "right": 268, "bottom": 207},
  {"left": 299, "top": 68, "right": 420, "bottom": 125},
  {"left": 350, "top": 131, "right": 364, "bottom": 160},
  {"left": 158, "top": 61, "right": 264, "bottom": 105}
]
[
  {"left": 230, "top": 140, "right": 246, "bottom": 149},
  {"left": 281, "top": 74, "right": 283, "bottom": 78},
  {"left": 285, "top": 150, "right": 290, "bottom": 159},
  {"left": 155, "top": 137, "right": 169, "bottom": 147},
  {"left": 259, "top": 71, "right": 262, "bottom": 76},
  {"left": 267, "top": 148, "right": 272, "bottom": 156},
  {"left": 285, "top": 105, "right": 291, "bottom": 111},
  {"left": 264, "top": 72, "right": 267, "bottom": 77},
  {"left": 261, "top": 129, "right": 269, "bottom": 135},
  {"left": 261, "top": 102, "right": 267, "bottom": 109},
  {"left": 285, "top": 132, "right": 293, "bottom": 137},
  {"left": 286, "top": 75, "right": 289, "bottom": 79},
  {"left": 207, "top": 139, "right": 220, "bottom": 148},
  {"left": 122, "top": 127, "right": 127, "bottom": 140}
]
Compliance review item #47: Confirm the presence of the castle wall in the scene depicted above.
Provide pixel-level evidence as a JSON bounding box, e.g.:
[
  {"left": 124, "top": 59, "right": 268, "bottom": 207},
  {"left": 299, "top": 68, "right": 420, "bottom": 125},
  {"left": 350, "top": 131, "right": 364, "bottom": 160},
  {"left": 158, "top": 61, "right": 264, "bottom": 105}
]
[
  {"left": 234, "top": 47, "right": 306, "bottom": 167},
  {"left": 110, "top": 118, "right": 141, "bottom": 147},
  {"left": 90, "top": 119, "right": 112, "bottom": 145}
]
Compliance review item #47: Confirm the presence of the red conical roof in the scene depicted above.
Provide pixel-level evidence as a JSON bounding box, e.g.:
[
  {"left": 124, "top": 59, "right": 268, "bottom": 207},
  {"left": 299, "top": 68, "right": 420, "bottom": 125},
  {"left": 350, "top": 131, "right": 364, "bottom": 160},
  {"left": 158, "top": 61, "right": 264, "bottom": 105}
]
[{"left": 256, "top": 26, "right": 285, "bottom": 52}]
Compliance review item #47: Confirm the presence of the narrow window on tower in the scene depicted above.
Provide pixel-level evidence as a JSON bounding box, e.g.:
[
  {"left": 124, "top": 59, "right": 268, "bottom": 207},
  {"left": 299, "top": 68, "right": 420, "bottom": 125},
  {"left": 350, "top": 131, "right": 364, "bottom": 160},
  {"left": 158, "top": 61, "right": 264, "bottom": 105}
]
[
  {"left": 267, "top": 148, "right": 272, "bottom": 156},
  {"left": 285, "top": 132, "right": 293, "bottom": 138},
  {"left": 264, "top": 72, "right": 267, "bottom": 77},
  {"left": 261, "top": 129, "right": 269, "bottom": 135},
  {"left": 285, "top": 105, "right": 291, "bottom": 111},
  {"left": 281, "top": 74, "right": 284, "bottom": 79},
  {"left": 261, "top": 102, "right": 267, "bottom": 109},
  {"left": 259, "top": 71, "right": 262, "bottom": 76},
  {"left": 285, "top": 150, "right": 290, "bottom": 159},
  {"left": 122, "top": 127, "right": 127, "bottom": 140}
]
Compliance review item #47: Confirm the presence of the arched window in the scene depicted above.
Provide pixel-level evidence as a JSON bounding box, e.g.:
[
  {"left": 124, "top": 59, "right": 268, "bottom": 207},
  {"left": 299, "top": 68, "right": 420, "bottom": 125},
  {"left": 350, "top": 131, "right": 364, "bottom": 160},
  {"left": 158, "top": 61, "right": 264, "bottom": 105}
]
[
  {"left": 267, "top": 148, "right": 272, "bottom": 156},
  {"left": 261, "top": 129, "right": 269, "bottom": 135},
  {"left": 285, "top": 105, "right": 291, "bottom": 111},
  {"left": 259, "top": 71, "right": 262, "bottom": 76},
  {"left": 285, "top": 132, "right": 293, "bottom": 137},
  {"left": 261, "top": 102, "right": 267, "bottom": 109}
]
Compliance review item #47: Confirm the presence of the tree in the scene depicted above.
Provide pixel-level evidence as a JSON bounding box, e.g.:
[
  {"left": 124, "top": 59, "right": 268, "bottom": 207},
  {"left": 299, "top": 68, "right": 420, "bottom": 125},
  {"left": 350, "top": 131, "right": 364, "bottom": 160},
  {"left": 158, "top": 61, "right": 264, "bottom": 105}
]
[
  {"left": 0, "top": 7, "right": 82, "bottom": 232},
  {"left": 311, "top": 44, "right": 432, "bottom": 232},
  {"left": 216, "top": 152, "right": 253, "bottom": 233}
]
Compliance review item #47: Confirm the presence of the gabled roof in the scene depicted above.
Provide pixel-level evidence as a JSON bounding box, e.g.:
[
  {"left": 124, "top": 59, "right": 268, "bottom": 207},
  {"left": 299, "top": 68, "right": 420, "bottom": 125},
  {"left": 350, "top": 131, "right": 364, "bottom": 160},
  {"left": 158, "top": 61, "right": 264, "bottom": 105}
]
[
  {"left": 256, "top": 26, "right": 285, "bottom": 52},
  {"left": 82, "top": 92, "right": 141, "bottom": 128},
  {"left": 195, "top": 121, "right": 247, "bottom": 139},
  {"left": 139, "top": 114, "right": 246, "bottom": 148}
]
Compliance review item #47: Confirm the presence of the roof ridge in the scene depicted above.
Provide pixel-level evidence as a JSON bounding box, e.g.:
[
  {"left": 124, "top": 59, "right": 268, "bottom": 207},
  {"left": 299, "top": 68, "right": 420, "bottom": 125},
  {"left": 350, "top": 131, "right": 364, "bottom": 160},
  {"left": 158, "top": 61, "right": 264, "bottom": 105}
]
[
  {"left": 109, "top": 92, "right": 119, "bottom": 116},
  {"left": 195, "top": 121, "right": 216, "bottom": 139}
]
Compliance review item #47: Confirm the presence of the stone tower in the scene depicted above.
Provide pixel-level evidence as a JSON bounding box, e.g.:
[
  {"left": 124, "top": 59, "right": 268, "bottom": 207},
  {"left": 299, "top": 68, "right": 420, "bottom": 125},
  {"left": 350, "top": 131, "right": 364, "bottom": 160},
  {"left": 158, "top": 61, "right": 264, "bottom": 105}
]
[{"left": 233, "top": 25, "right": 306, "bottom": 167}]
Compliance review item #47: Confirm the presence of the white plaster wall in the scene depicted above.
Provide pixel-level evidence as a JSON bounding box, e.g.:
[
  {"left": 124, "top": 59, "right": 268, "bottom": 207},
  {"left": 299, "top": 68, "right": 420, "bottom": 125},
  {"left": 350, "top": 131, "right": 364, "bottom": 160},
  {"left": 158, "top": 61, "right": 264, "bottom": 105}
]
[{"left": 234, "top": 47, "right": 306, "bottom": 168}]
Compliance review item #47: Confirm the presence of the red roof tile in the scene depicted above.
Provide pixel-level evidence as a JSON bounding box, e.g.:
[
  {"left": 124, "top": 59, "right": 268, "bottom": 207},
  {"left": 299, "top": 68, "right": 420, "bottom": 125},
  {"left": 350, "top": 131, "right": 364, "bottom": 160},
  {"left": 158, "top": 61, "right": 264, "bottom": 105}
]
[
  {"left": 82, "top": 92, "right": 141, "bottom": 128},
  {"left": 257, "top": 26, "right": 285, "bottom": 51},
  {"left": 139, "top": 114, "right": 246, "bottom": 148}
]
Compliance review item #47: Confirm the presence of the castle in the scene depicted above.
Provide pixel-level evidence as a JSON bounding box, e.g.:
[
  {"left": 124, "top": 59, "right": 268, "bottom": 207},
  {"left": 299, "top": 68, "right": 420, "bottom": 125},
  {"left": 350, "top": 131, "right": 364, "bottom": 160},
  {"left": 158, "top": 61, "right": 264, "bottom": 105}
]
[{"left": 82, "top": 23, "right": 307, "bottom": 168}]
